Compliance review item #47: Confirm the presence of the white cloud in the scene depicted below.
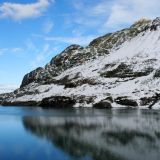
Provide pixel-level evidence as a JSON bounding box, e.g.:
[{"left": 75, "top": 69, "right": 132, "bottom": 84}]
[
  {"left": 0, "top": 47, "right": 23, "bottom": 56},
  {"left": 72, "top": 29, "right": 84, "bottom": 36},
  {"left": 105, "top": 0, "right": 160, "bottom": 28},
  {"left": 32, "top": 33, "right": 97, "bottom": 46},
  {"left": 0, "top": 48, "right": 8, "bottom": 56},
  {"left": 44, "top": 35, "right": 97, "bottom": 46},
  {"left": 71, "top": 0, "right": 160, "bottom": 33},
  {"left": 30, "top": 43, "right": 50, "bottom": 68},
  {"left": 89, "top": 1, "right": 112, "bottom": 16},
  {"left": 70, "top": 1, "right": 110, "bottom": 28},
  {"left": 72, "top": 0, "right": 84, "bottom": 10},
  {"left": 0, "top": 0, "right": 53, "bottom": 20},
  {"left": 43, "top": 19, "right": 54, "bottom": 33},
  {"left": 25, "top": 39, "right": 39, "bottom": 52},
  {"left": 30, "top": 43, "right": 59, "bottom": 68},
  {"left": 12, "top": 48, "right": 24, "bottom": 54}
]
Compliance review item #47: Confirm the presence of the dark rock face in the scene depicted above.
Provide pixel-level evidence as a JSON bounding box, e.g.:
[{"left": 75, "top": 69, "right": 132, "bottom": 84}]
[
  {"left": 48, "top": 45, "right": 85, "bottom": 75},
  {"left": 150, "top": 25, "right": 157, "bottom": 31},
  {"left": 44, "top": 44, "right": 94, "bottom": 79},
  {"left": 140, "top": 94, "right": 160, "bottom": 109},
  {"left": 100, "top": 62, "right": 154, "bottom": 78},
  {"left": 93, "top": 101, "right": 112, "bottom": 108},
  {"left": 140, "top": 97, "right": 157, "bottom": 106},
  {"left": 115, "top": 97, "right": 138, "bottom": 107},
  {"left": 40, "top": 96, "right": 76, "bottom": 108},
  {"left": 64, "top": 78, "right": 99, "bottom": 89},
  {"left": 152, "top": 17, "right": 160, "bottom": 25},
  {"left": 148, "top": 17, "right": 160, "bottom": 31},
  {"left": 40, "top": 95, "right": 95, "bottom": 108},
  {"left": 154, "top": 68, "right": 160, "bottom": 77},
  {"left": 93, "top": 97, "right": 113, "bottom": 108},
  {"left": 0, "top": 92, "right": 14, "bottom": 105},
  {"left": 21, "top": 67, "right": 44, "bottom": 88}
]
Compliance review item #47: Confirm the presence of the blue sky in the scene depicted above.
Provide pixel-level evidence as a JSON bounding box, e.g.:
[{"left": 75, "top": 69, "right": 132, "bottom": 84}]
[{"left": 0, "top": 0, "right": 160, "bottom": 87}]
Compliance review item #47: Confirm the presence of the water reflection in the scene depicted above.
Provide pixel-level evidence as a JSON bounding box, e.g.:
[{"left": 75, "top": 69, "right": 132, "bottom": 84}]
[{"left": 22, "top": 109, "right": 160, "bottom": 160}]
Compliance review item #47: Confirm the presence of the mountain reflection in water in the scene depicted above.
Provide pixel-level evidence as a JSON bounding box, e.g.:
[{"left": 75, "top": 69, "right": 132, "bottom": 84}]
[{"left": 22, "top": 109, "right": 160, "bottom": 160}]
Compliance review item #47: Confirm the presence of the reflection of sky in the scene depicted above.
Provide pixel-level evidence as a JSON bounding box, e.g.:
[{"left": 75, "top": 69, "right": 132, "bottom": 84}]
[{"left": 0, "top": 116, "right": 82, "bottom": 160}]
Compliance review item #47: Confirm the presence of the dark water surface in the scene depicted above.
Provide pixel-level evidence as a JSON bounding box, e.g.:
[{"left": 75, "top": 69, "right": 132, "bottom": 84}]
[{"left": 0, "top": 107, "right": 160, "bottom": 160}]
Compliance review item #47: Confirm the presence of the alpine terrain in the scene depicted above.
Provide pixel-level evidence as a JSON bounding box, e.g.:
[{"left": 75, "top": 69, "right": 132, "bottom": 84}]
[{"left": 1, "top": 17, "right": 160, "bottom": 109}]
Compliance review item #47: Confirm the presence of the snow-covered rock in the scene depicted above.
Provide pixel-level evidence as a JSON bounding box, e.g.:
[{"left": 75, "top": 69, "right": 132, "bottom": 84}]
[{"left": 1, "top": 17, "right": 160, "bottom": 108}]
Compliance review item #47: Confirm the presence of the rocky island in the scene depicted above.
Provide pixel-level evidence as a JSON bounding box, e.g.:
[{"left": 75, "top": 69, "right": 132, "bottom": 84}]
[{"left": 1, "top": 17, "right": 160, "bottom": 109}]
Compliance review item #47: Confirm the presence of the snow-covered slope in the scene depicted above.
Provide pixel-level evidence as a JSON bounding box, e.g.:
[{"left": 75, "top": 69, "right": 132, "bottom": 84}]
[{"left": 1, "top": 17, "right": 160, "bottom": 108}]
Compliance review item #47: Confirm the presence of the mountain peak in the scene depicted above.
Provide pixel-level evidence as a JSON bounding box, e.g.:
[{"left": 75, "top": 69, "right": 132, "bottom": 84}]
[
  {"left": 131, "top": 18, "right": 151, "bottom": 29},
  {"left": 131, "top": 17, "right": 160, "bottom": 31}
]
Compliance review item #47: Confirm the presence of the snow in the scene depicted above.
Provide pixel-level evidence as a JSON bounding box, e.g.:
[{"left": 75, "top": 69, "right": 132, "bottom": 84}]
[
  {"left": 7, "top": 26, "right": 160, "bottom": 108},
  {"left": 108, "top": 30, "right": 160, "bottom": 61}
]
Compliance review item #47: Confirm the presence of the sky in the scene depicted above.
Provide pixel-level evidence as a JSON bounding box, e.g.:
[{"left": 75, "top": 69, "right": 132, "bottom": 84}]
[{"left": 0, "top": 0, "right": 160, "bottom": 88}]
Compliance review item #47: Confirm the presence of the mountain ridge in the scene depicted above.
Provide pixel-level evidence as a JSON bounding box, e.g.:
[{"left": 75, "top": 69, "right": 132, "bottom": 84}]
[{"left": 1, "top": 17, "right": 160, "bottom": 109}]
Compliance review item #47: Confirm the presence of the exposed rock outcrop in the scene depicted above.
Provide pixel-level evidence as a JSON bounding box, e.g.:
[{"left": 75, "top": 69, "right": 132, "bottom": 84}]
[{"left": 115, "top": 97, "right": 138, "bottom": 107}]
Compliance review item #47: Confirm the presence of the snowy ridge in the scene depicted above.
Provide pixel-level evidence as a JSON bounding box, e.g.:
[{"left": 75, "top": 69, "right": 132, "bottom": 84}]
[{"left": 1, "top": 17, "right": 160, "bottom": 108}]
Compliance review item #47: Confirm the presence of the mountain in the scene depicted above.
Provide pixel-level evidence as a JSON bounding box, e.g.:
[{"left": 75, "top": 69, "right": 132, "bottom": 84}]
[{"left": 1, "top": 17, "right": 160, "bottom": 109}]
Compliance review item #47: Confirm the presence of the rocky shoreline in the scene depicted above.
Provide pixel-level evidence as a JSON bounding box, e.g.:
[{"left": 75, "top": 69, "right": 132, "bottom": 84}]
[{"left": 1, "top": 93, "right": 160, "bottom": 109}]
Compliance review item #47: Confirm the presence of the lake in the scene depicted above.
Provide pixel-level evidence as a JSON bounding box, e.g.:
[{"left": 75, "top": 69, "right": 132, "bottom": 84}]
[{"left": 0, "top": 107, "right": 160, "bottom": 160}]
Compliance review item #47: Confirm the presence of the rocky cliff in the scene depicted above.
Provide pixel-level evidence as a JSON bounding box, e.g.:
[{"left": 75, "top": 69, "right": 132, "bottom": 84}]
[{"left": 1, "top": 17, "right": 160, "bottom": 108}]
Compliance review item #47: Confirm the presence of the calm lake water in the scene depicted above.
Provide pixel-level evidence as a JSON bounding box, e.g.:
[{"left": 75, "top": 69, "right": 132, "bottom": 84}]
[{"left": 0, "top": 107, "right": 160, "bottom": 160}]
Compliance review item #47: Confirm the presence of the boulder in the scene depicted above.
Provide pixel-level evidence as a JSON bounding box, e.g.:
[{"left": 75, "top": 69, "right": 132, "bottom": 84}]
[
  {"left": 40, "top": 96, "right": 76, "bottom": 108},
  {"left": 93, "top": 101, "right": 112, "bottom": 108},
  {"left": 93, "top": 97, "right": 113, "bottom": 108},
  {"left": 115, "top": 97, "right": 138, "bottom": 107}
]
